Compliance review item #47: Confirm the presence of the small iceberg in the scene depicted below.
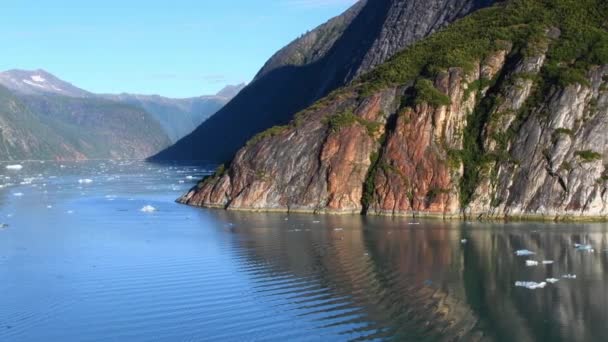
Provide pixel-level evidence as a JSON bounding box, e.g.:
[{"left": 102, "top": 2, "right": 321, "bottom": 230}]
[
  {"left": 516, "top": 249, "right": 535, "bottom": 256},
  {"left": 515, "top": 281, "right": 547, "bottom": 290},
  {"left": 546, "top": 278, "right": 559, "bottom": 283},
  {"left": 78, "top": 179, "right": 93, "bottom": 184},
  {"left": 562, "top": 274, "right": 577, "bottom": 279},
  {"left": 140, "top": 205, "right": 157, "bottom": 213},
  {"left": 5, "top": 165, "right": 23, "bottom": 170},
  {"left": 12, "top": 192, "right": 23, "bottom": 197},
  {"left": 526, "top": 260, "right": 539, "bottom": 267},
  {"left": 574, "top": 244, "right": 594, "bottom": 252},
  {"left": 542, "top": 260, "right": 554, "bottom": 265}
]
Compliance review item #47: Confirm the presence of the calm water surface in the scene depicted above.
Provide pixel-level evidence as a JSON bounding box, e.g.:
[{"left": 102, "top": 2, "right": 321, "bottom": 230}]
[{"left": 0, "top": 161, "right": 607, "bottom": 341}]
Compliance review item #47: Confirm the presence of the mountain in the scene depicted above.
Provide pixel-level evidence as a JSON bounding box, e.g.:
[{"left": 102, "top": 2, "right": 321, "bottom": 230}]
[
  {"left": 152, "top": 0, "right": 495, "bottom": 162},
  {"left": 0, "top": 69, "right": 242, "bottom": 160},
  {"left": 0, "top": 69, "right": 91, "bottom": 97},
  {"left": 181, "top": 0, "right": 608, "bottom": 221},
  {"left": 102, "top": 83, "right": 245, "bottom": 142}
]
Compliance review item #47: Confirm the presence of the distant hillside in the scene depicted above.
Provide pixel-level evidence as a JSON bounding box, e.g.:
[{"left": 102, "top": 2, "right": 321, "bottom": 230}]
[
  {"left": 0, "top": 69, "right": 242, "bottom": 160},
  {"left": 103, "top": 84, "right": 245, "bottom": 142}
]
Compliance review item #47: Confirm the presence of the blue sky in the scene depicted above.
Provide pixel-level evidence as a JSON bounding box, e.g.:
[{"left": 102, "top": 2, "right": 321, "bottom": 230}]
[{"left": 0, "top": 0, "right": 356, "bottom": 98}]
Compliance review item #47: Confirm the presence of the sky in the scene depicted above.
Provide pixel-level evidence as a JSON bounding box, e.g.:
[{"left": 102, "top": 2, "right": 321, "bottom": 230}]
[{"left": 0, "top": 0, "right": 357, "bottom": 98}]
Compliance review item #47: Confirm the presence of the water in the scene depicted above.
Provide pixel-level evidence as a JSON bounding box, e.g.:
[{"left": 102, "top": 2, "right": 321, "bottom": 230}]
[{"left": 0, "top": 161, "right": 607, "bottom": 341}]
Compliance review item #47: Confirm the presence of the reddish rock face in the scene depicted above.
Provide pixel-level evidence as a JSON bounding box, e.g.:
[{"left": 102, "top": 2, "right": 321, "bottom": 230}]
[{"left": 181, "top": 41, "right": 608, "bottom": 221}]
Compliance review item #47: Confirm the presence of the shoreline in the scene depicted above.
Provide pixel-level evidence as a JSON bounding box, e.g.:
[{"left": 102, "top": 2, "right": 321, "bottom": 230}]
[{"left": 177, "top": 200, "right": 608, "bottom": 223}]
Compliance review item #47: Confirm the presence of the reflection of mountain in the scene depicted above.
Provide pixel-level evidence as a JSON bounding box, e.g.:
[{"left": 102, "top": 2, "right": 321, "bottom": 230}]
[
  {"left": 207, "top": 212, "right": 608, "bottom": 341},
  {"left": 211, "top": 212, "right": 480, "bottom": 340}
]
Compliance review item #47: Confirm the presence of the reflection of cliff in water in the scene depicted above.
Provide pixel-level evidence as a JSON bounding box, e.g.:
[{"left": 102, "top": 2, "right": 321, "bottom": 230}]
[
  {"left": 210, "top": 212, "right": 482, "bottom": 340},
  {"left": 463, "top": 223, "right": 608, "bottom": 342}
]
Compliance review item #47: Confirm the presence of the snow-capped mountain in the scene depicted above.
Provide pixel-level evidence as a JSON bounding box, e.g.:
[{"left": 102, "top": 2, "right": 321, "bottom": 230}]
[{"left": 0, "top": 69, "right": 91, "bottom": 97}]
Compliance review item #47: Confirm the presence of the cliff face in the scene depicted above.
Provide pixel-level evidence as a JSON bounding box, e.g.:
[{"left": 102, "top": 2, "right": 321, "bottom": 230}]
[
  {"left": 153, "top": 0, "right": 496, "bottom": 163},
  {"left": 182, "top": 0, "right": 608, "bottom": 220}
]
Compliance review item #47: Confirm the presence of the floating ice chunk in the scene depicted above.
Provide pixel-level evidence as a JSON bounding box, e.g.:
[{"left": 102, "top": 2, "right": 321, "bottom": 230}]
[
  {"left": 516, "top": 249, "right": 535, "bottom": 256},
  {"left": 526, "top": 260, "right": 539, "bottom": 266},
  {"left": 46, "top": 205, "right": 53, "bottom": 209},
  {"left": 6, "top": 165, "right": 23, "bottom": 170},
  {"left": 546, "top": 278, "right": 559, "bottom": 283},
  {"left": 67, "top": 210, "right": 74, "bottom": 214},
  {"left": 515, "top": 281, "right": 547, "bottom": 289},
  {"left": 78, "top": 179, "right": 93, "bottom": 184},
  {"left": 140, "top": 205, "right": 157, "bottom": 213},
  {"left": 542, "top": 260, "right": 554, "bottom": 265},
  {"left": 574, "top": 244, "right": 594, "bottom": 252},
  {"left": 186, "top": 176, "right": 195, "bottom": 180},
  {"left": 12, "top": 192, "right": 23, "bottom": 197},
  {"left": 562, "top": 274, "right": 577, "bottom": 279}
]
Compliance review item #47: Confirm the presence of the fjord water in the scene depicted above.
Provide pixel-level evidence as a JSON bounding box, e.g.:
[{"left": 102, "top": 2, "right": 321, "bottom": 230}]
[{"left": 1, "top": 161, "right": 607, "bottom": 341}]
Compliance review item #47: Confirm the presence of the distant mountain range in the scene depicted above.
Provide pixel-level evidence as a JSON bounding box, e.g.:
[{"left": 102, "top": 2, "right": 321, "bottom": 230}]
[{"left": 0, "top": 69, "right": 243, "bottom": 160}]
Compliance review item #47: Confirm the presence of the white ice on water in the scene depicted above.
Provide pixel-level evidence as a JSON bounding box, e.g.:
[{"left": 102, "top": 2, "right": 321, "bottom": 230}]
[
  {"left": 141, "top": 205, "right": 157, "bottom": 213},
  {"left": 515, "top": 281, "right": 547, "bottom": 290},
  {"left": 516, "top": 249, "right": 535, "bottom": 256},
  {"left": 6, "top": 165, "right": 23, "bottom": 170}
]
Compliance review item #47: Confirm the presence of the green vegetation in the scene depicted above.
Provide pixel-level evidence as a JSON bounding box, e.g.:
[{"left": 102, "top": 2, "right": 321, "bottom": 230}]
[
  {"left": 552, "top": 128, "right": 574, "bottom": 143},
  {"left": 414, "top": 79, "right": 451, "bottom": 107},
  {"left": 247, "top": 125, "right": 290, "bottom": 146},
  {"left": 357, "top": 0, "right": 608, "bottom": 207},
  {"left": 362, "top": 151, "right": 381, "bottom": 209},
  {"left": 561, "top": 161, "right": 573, "bottom": 172},
  {"left": 323, "top": 110, "right": 381, "bottom": 136},
  {"left": 601, "top": 166, "right": 608, "bottom": 181},
  {"left": 357, "top": 0, "right": 608, "bottom": 94},
  {"left": 575, "top": 150, "right": 603, "bottom": 162}
]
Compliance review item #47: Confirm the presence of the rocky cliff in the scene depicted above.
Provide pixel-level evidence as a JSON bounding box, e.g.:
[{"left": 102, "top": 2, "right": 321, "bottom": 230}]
[
  {"left": 153, "top": 0, "right": 495, "bottom": 162},
  {"left": 181, "top": 0, "right": 608, "bottom": 221}
]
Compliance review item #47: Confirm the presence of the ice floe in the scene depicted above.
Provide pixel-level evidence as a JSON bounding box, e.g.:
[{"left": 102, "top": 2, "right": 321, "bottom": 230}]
[
  {"left": 12, "top": 192, "right": 23, "bottom": 197},
  {"left": 542, "top": 260, "right": 554, "bottom": 265},
  {"left": 516, "top": 249, "right": 536, "bottom": 256},
  {"left": 526, "top": 260, "right": 539, "bottom": 266},
  {"left": 78, "top": 179, "right": 93, "bottom": 184},
  {"left": 562, "top": 274, "right": 577, "bottom": 279},
  {"left": 140, "top": 205, "right": 157, "bottom": 213},
  {"left": 546, "top": 278, "right": 559, "bottom": 283},
  {"left": 5, "top": 165, "right": 23, "bottom": 170},
  {"left": 574, "top": 244, "right": 594, "bottom": 252},
  {"left": 515, "top": 281, "right": 547, "bottom": 290}
]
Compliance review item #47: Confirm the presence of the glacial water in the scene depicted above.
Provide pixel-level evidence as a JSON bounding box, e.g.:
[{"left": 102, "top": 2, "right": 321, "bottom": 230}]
[{"left": 0, "top": 161, "right": 607, "bottom": 341}]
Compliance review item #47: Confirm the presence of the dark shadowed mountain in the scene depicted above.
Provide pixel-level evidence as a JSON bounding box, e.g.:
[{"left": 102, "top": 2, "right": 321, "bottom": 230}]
[{"left": 153, "top": 0, "right": 496, "bottom": 162}]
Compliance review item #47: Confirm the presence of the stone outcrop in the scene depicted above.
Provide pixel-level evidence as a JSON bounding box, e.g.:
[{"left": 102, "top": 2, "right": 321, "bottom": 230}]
[{"left": 181, "top": 1, "right": 608, "bottom": 221}]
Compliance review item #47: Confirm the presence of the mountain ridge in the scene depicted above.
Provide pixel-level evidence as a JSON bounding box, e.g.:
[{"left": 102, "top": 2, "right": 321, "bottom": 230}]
[{"left": 152, "top": 0, "right": 496, "bottom": 163}]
